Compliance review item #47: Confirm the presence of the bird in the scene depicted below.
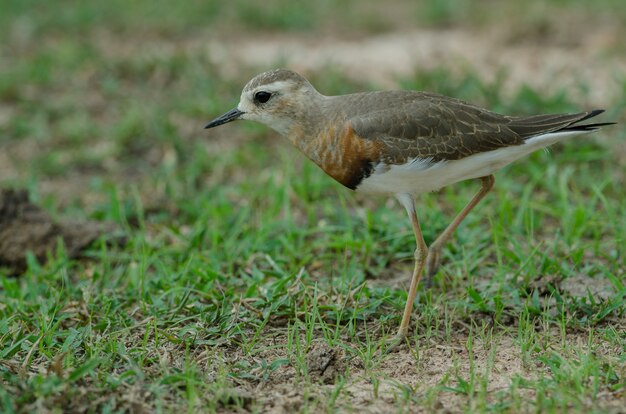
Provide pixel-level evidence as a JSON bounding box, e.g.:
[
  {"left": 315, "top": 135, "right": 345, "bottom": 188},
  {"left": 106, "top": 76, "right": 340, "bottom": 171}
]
[{"left": 204, "top": 68, "right": 613, "bottom": 344}]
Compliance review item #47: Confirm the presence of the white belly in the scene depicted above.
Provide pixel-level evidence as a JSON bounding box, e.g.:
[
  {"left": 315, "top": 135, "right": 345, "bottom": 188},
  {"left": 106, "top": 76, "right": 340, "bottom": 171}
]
[{"left": 355, "top": 130, "right": 592, "bottom": 196}]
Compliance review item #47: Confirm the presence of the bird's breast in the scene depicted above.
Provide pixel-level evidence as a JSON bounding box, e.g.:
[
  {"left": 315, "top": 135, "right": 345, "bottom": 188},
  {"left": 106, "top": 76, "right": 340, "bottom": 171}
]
[{"left": 294, "top": 123, "right": 386, "bottom": 190}]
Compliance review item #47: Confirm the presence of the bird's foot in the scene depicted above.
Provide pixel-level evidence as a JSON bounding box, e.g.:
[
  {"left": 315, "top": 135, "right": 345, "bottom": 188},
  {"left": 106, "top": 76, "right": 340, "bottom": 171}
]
[{"left": 383, "top": 328, "right": 409, "bottom": 353}]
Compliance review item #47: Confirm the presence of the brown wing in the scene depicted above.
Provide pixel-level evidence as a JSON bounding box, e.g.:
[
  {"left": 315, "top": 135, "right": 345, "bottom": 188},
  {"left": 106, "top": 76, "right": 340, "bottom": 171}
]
[{"left": 348, "top": 91, "right": 604, "bottom": 164}]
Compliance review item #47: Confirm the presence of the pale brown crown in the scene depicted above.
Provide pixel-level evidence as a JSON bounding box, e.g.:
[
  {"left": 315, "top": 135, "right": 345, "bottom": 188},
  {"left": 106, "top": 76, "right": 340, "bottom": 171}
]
[{"left": 242, "top": 69, "right": 311, "bottom": 94}]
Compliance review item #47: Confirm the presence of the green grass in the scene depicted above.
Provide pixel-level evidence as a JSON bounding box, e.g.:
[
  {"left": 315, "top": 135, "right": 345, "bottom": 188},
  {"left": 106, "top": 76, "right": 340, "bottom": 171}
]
[{"left": 1, "top": 0, "right": 626, "bottom": 413}]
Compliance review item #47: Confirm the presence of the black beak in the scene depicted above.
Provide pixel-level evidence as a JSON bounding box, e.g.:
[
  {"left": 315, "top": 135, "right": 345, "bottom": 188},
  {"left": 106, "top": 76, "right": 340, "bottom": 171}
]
[{"left": 204, "top": 108, "right": 244, "bottom": 129}]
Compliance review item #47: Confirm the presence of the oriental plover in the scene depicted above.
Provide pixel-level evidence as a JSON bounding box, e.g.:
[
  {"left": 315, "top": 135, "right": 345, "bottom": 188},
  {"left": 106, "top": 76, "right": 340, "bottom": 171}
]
[{"left": 205, "top": 69, "right": 613, "bottom": 343}]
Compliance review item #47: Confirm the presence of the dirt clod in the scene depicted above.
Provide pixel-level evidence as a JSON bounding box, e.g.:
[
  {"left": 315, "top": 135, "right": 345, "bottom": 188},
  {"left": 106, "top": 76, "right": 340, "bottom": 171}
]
[
  {"left": 306, "top": 341, "right": 343, "bottom": 384},
  {"left": 0, "top": 188, "right": 124, "bottom": 275},
  {"left": 218, "top": 387, "right": 255, "bottom": 410}
]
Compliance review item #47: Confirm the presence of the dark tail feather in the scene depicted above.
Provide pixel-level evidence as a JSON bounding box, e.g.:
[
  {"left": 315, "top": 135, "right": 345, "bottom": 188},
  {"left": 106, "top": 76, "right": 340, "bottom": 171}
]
[
  {"left": 562, "top": 121, "right": 616, "bottom": 132},
  {"left": 561, "top": 109, "right": 616, "bottom": 132},
  {"left": 511, "top": 109, "right": 615, "bottom": 139}
]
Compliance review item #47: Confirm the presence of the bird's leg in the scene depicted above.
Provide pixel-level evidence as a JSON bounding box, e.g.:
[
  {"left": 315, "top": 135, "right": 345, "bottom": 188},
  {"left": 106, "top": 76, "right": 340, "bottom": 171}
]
[
  {"left": 386, "top": 178, "right": 494, "bottom": 350},
  {"left": 424, "top": 175, "right": 495, "bottom": 284},
  {"left": 392, "top": 193, "right": 428, "bottom": 343}
]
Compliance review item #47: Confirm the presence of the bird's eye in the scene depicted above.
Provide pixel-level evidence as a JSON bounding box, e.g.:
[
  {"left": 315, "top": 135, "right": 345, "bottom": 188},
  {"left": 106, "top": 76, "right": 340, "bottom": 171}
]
[{"left": 254, "top": 91, "right": 272, "bottom": 103}]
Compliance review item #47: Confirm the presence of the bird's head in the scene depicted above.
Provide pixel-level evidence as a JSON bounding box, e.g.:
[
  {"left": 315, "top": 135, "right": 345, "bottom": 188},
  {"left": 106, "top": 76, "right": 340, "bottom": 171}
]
[{"left": 205, "top": 69, "right": 322, "bottom": 136}]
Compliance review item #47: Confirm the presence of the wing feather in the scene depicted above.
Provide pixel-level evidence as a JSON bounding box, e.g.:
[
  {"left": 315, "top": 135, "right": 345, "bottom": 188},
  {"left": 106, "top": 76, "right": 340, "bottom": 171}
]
[{"left": 346, "top": 91, "right": 603, "bottom": 163}]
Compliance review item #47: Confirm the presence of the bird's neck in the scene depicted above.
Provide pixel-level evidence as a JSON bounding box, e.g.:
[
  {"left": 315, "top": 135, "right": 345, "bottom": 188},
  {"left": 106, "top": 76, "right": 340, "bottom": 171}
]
[{"left": 283, "top": 96, "right": 331, "bottom": 149}]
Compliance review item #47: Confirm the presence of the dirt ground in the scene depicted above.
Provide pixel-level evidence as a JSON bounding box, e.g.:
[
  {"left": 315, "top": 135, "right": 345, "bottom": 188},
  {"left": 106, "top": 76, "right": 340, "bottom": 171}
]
[{"left": 196, "top": 303, "right": 624, "bottom": 413}]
